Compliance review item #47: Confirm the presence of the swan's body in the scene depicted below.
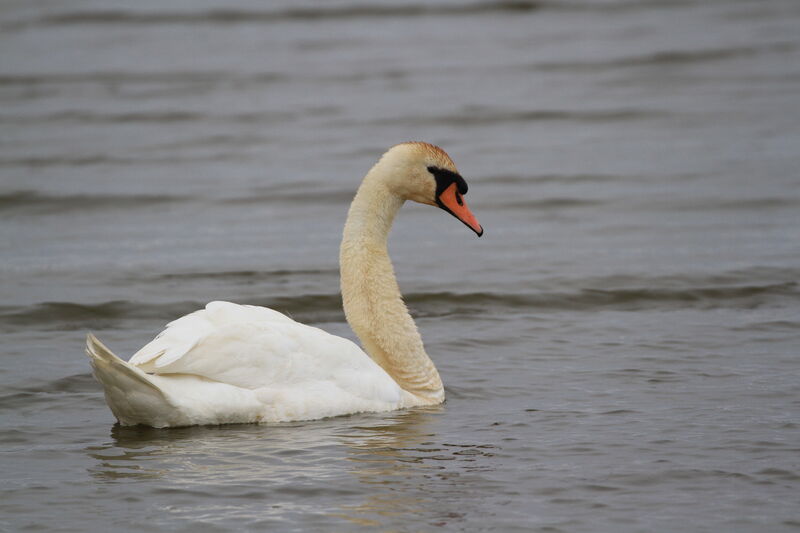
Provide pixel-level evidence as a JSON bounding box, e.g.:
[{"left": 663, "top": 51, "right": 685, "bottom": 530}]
[
  {"left": 86, "top": 303, "right": 412, "bottom": 427},
  {"left": 87, "top": 142, "right": 482, "bottom": 427}
]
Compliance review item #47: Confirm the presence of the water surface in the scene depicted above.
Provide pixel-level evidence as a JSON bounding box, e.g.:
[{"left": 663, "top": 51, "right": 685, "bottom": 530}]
[{"left": 2, "top": 0, "right": 800, "bottom": 531}]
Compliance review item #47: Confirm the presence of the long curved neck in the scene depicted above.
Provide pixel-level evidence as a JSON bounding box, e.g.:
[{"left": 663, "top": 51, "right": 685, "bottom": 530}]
[{"left": 339, "top": 168, "right": 444, "bottom": 404}]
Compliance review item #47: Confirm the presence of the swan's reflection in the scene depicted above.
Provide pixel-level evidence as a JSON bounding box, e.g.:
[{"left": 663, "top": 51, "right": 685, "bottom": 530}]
[
  {"left": 333, "top": 406, "right": 449, "bottom": 526},
  {"left": 85, "top": 406, "right": 495, "bottom": 528}
]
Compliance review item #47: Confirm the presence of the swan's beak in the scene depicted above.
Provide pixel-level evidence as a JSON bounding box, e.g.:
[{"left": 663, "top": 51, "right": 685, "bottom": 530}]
[{"left": 436, "top": 183, "right": 483, "bottom": 237}]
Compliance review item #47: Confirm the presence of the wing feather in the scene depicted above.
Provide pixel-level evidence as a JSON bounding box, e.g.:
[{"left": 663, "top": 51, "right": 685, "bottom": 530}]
[
  {"left": 126, "top": 301, "right": 401, "bottom": 405},
  {"left": 130, "top": 309, "right": 209, "bottom": 367}
]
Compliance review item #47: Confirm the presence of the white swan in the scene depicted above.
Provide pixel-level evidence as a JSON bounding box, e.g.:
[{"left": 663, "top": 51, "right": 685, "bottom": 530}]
[{"left": 86, "top": 142, "right": 482, "bottom": 427}]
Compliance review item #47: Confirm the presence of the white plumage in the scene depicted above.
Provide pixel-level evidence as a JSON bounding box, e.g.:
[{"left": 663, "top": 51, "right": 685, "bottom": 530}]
[{"left": 87, "top": 302, "right": 404, "bottom": 427}]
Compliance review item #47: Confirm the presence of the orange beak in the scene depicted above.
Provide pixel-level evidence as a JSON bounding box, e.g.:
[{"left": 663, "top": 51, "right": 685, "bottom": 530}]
[{"left": 437, "top": 182, "right": 483, "bottom": 236}]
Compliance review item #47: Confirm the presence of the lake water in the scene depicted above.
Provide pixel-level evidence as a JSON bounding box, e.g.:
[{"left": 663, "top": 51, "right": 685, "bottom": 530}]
[{"left": 1, "top": 0, "right": 799, "bottom": 531}]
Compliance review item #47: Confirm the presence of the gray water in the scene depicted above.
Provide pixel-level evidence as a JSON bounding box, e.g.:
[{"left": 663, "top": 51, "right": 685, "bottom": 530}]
[{"left": 2, "top": 0, "right": 800, "bottom": 531}]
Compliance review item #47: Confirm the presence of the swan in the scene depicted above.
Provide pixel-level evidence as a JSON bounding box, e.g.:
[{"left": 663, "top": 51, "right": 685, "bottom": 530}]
[{"left": 86, "top": 142, "right": 483, "bottom": 427}]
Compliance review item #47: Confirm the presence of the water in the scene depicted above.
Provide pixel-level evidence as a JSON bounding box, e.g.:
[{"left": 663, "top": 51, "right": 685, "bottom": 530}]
[{"left": 2, "top": 0, "right": 800, "bottom": 531}]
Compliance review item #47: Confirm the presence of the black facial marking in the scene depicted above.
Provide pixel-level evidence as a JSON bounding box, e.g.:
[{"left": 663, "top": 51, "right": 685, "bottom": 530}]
[
  {"left": 427, "top": 166, "right": 468, "bottom": 199},
  {"left": 427, "top": 165, "right": 482, "bottom": 236}
]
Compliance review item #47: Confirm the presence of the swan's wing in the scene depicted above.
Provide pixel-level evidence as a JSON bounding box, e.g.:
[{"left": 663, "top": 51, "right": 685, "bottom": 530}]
[
  {"left": 130, "top": 301, "right": 293, "bottom": 369},
  {"left": 128, "top": 301, "right": 401, "bottom": 404}
]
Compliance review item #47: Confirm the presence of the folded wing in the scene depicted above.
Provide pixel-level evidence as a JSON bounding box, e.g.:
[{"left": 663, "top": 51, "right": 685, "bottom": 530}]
[{"left": 128, "top": 301, "right": 402, "bottom": 405}]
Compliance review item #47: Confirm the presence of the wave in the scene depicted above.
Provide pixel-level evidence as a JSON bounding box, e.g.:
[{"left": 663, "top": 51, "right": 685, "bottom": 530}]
[
  {"left": 145, "top": 268, "right": 338, "bottom": 282},
  {"left": 480, "top": 193, "right": 800, "bottom": 213},
  {"left": 585, "top": 267, "right": 800, "bottom": 288},
  {"left": 0, "top": 300, "right": 205, "bottom": 330},
  {"left": 0, "top": 186, "right": 352, "bottom": 215},
  {"left": 0, "top": 71, "right": 285, "bottom": 87},
  {"left": 476, "top": 174, "right": 632, "bottom": 185},
  {"left": 380, "top": 107, "right": 665, "bottom": 126},
  {"left": 18, "top": 2, "right": 544, "bottom": 29},
  {"left": 535, "top": 43, "right": 795, "bottom": 72},
  {"left": 222, "top": 189, "right": 354, "bottom": 206},
  {"left": 0, "top": 190, "right": 192, "bottom": 214},
  {"left": 405, "top": 283, "right": 799, "bottom": 315},
  {"left": 8, "top": 0, "right": 743, "bottom": 31},
  {"left": 0, "top": 152, "right": 244, "bottom": 167},
  {"left": 0, "top": 109, "right": 295, "bottom": 125},
  {"left": 668, "top": 197, "right": 800, "bottom": 211},
  {"left": 730, "top": 320, "right": 800, "bottom": 333},
  {"left": 0, "top": 374, "right": 99, "bottom": 413},
  {"left": 3, "top": 280, "right": 797, "bottom": 330},
  {"left": 486, "top": 197, "right": 604, "bottom": 210},
  {"left": 0, "top": 295, "right": 349, "bottom": 331}
]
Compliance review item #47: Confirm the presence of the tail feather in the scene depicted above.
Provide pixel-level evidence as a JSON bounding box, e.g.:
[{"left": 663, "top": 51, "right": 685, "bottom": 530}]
[
  {"left": 86, "top": 334, "right": 163, "bottom": 394},
  {"left": 86, "top": 333, "right": 173, "bottom": 426}
]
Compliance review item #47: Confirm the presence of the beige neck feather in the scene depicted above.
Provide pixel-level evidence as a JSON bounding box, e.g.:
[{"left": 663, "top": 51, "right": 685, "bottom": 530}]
[{"left": 339, "top": 165, "right": 444, "bottom": 405}]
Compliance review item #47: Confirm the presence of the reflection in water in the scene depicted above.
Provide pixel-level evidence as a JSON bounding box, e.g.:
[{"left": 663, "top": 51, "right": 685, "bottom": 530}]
[
  {"left": 337, "top": 407, "right": 498, "bottom": 528},
  {"left": 334, "top": 407, "right": 442, "bottom": 526},
  {"left": 84, "top": 407, "right": 497, "bottom": 529}
]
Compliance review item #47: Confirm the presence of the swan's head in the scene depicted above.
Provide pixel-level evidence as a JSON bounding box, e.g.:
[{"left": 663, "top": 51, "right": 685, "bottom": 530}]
[{"left": 378, "top": 142, "right": 483, "bottom": 236}]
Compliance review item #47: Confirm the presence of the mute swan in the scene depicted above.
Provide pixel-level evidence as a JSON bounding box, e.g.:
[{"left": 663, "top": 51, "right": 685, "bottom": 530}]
[{"left": 86, "top": 142, "right": 482, "bottom": 427}]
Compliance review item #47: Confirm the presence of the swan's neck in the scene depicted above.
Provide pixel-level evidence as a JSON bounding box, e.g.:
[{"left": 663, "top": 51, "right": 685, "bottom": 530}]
[{"left": 340, "top": 169, "right": 444, "bottom": 404}]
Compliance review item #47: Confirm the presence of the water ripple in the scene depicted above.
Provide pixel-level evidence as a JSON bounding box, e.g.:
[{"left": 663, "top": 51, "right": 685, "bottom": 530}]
[
  {"left": 535, "top": 43, "right": 796, "bottom": 72},
  {"left": 378, "top": 107, "right": 668, "bottom": 126},
  {"left": 7, "top": 0, "right": 739, "bottom": 31},
  {"left": 0, "top": 190, "right": 191, "bottom": 214},
  {"left": 17, "top": 2, "right": 544, "bottom": 29},
  {"left": 0, "top": 71, "right": 286, "bottom": 86},
  {"left": 0, "top": 109, "right": 295, "bottom": 125},
  {"left": 3, "top": 279, "right": 797, "bottom": 330}
]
